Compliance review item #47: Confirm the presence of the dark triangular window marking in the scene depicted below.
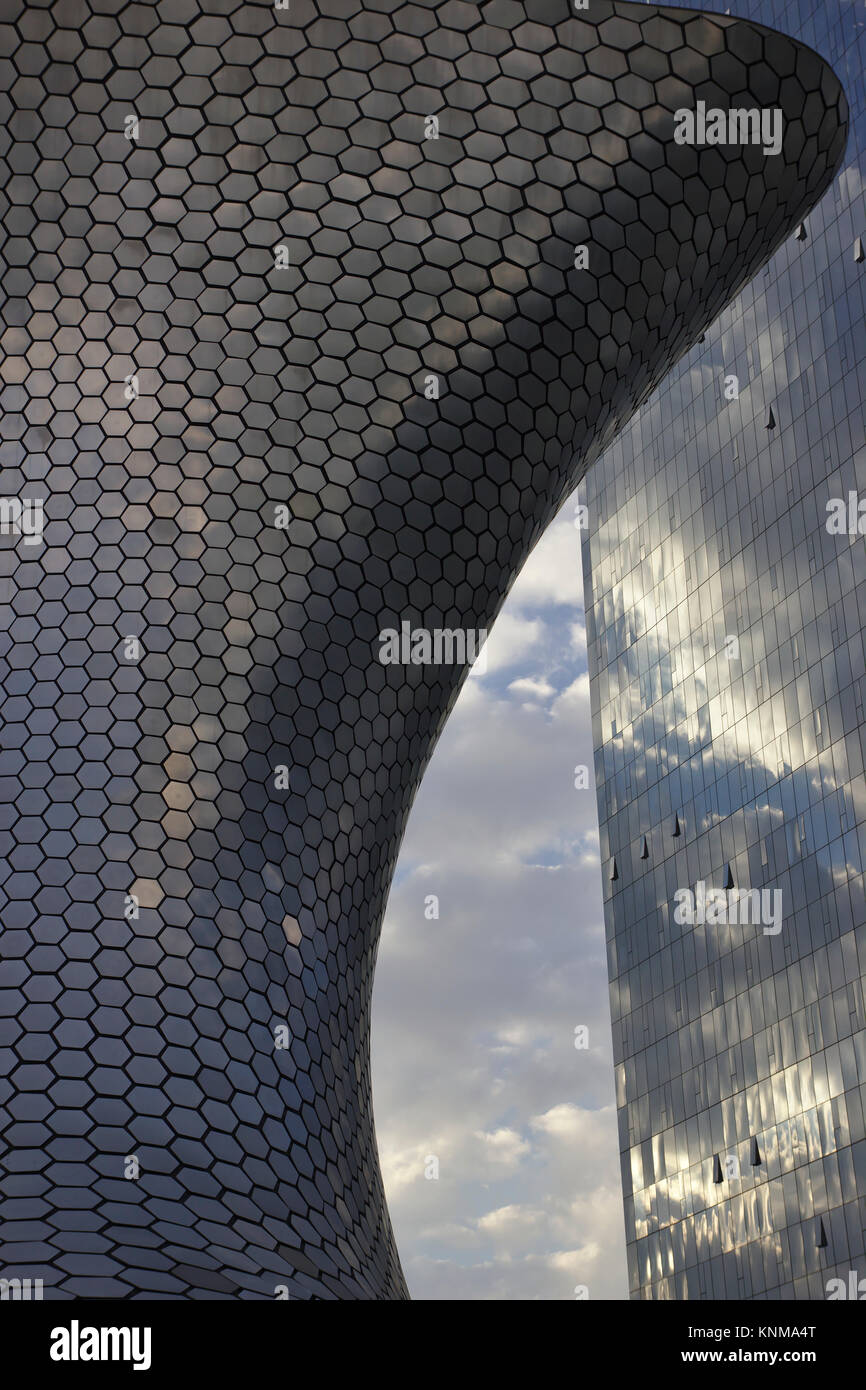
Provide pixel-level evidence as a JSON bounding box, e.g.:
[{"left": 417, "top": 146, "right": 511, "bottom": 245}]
[
  {"left": 751, "top": 1137, "right": 762, "bottom": 1166},
  {"left": 713, "top": 1154, "right": 724, "bottom": 1184}
]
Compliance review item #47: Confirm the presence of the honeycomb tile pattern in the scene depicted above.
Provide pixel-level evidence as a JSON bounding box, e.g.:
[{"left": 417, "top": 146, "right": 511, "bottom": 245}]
[{"left": 0, "top": 0, "right": 847, "bottom": 1299}]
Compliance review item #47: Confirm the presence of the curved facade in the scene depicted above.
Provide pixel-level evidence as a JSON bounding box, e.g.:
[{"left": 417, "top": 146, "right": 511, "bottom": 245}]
[
  {"left": 582, "top": 0, "right": 864, "bottom": 1302},
  {"left": 0, "top": 1, "right": 846, "bottom": 1298}
]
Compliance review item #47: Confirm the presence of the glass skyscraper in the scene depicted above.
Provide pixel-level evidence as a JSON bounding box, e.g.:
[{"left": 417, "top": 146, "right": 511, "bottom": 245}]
[{"left": 582, "top": 0, "right": 866, "bottom": 1301}]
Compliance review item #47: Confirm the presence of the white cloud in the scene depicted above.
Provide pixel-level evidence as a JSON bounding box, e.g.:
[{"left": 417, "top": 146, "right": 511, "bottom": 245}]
[
  {"left": 371, "top": 495, "right": 628, "bottom": 1301},
  {"left": 476, "top": 1203, "right": 543, "bottom": 1237},
  {"left": 551, "top": 673, "right": 592, "bottom": 722},
  {"left": 475, "top": 1128, "right": 532, "bottom": 1170},
  {"left": 507, "top": 513, "right": 585, "bottom": 610},
  {"left": 477, "top": 611, "right": 544, "bottom": 674},
  {"left": 531, "top": 1102, "right": 587, "bottom": 1139},
  {"left": 507, "top": 675, "right": 556, "bottom": 701}
]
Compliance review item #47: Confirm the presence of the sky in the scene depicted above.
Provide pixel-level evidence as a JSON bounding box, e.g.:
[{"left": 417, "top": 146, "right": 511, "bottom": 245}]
[{"left": 371, "top": 502, "right": 629, "bottom": 1300}]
